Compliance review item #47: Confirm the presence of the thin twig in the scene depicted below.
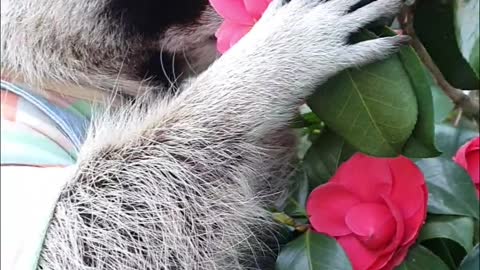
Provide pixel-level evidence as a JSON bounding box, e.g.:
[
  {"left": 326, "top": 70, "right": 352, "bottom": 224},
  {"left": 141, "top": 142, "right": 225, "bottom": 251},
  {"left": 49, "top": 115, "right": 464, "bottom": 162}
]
[
  {"left": 398, "top": 6, "right": 480, "bottom": 120},
  {"left": 454, "top": 108, "right": 463, "bottom": 127}
]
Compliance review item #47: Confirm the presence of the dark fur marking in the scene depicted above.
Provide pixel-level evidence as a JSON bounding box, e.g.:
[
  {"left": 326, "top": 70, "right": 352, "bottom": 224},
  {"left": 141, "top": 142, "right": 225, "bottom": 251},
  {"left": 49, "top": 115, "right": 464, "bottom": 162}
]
[
  {"left": 105, "top": 0, "right": 209, "bottom": 38},
  {"left": 139, "top": 50, "right": 182, "bottom": 89}
]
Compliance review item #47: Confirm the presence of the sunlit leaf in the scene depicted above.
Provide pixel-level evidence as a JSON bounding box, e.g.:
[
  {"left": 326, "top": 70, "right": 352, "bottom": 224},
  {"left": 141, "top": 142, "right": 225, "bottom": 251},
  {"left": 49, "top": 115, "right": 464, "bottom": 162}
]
[{"left": 454, "top": 0, "right": 480, "bottom": 78}]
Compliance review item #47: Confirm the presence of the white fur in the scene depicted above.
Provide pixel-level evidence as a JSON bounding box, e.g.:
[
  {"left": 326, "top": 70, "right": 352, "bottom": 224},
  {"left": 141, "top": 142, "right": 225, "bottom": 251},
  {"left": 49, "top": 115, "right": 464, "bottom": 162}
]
[{"left": 2, "top": 0, "right": 406, "bottom": 269}]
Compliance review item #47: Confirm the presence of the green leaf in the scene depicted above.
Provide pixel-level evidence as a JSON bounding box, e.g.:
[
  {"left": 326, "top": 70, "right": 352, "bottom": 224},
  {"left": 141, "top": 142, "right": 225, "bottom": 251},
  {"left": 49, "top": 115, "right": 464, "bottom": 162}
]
[
  {"left": 417, "top": 158, "right": 479, "bottom": 219},
  {"left": 414, "top": 0, "right": 479, "bottom": 89},
  {"left": 421, "top": 239, "right": 465, "bottom": 269},
  {"left": 275, "top": 230, "right": 352, "bottom": 270},
  {"left": 283, "top": 166, "right": 309, "bottom": 218},
  {"left": 308, "top": 52, "right": 418, "bottom": 157},
  {"left": 475, "top": 220, "right": 479, "bottom": 243},
  {"left": 459, "top": 244, "right": 480, "bottom": 270},
  {"left": 292, "top": 106, "right": 322, "bottom": 129},
  {"left": 419, "top": 215, "right": 475, "bottom": 252},
  {"left": 303, "top": 130, "right": 355, "bottom": 188},
  {"left": 396, "top": 245, "right": 450, "bottom": 270},
  {"left": 430, "top": 75, "right": 455, "bottom": 123},
  {"left": 416, "top": 124, "right": 479, "bottom": 219},
  {"left": 454, "top": 0, "right": 480, "bottom": 78},
  {"left": 397, "top": 41, "right": 441, "bottom": 158},
  {"left": 434, "top": 124, "right": 478, "bottom": 158},
  {"left": 284, "top": 130, "right": 355, "bottom": 218}
]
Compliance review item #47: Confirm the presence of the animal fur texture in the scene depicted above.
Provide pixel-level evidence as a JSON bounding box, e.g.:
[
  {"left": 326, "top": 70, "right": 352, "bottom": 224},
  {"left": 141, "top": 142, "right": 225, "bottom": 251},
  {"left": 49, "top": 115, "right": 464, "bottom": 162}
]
[{"left": 1, "top": 0, "right": 407, "bottom": 269}]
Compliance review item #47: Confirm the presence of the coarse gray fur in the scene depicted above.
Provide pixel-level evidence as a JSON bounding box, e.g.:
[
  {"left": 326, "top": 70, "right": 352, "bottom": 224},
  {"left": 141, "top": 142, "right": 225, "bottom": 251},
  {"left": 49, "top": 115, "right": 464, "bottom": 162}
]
[{"left": 1, "top": 0, "right": 407, "bottom": 269}]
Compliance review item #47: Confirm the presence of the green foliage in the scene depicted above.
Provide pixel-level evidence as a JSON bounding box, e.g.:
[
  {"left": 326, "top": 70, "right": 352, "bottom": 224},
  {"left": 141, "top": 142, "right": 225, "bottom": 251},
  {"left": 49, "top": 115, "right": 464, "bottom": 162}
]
[
  {"left": 276, "top": 1, "right": 479, "bottom": 269},
  {"left": 308, "top": 30, "right": 440, "bottom": 158},
  {"left": 416, "top": 124, "right": 479, "bottom": 218},
  {"left": 417, "top": 158, "right": 479, "bottom": 219},
  {"left": 459, "top": 245, "right": 480, "bottom": 270},
  {"left": 397, "top": 42, "right": 440, "bottom": 157},
  {"left": 419, "top": 215, "right": 476, "bottom": 252},
  {"left": 282, "top": 166, "right": 309, "bottom": 218},
  {"left": 434, "top": 124, "right": 479, "bottom": 158},
  {"left": 415, "top": 0, "right": 479, "bottom": 88},
  {"left": 303, "top": 130, "right": 355, "bottom": 187},
  {"left": 396, "top": 245, "right": 450, "bottom": 270},
  {"left": 454, "top": 0, "right": 480, "bottom": 78},
  {"left": 308, "top": 48, "right": 418, "bottom": 157},
  {"left": 276, "top": 230, "right": 352, "bottom": 270}
]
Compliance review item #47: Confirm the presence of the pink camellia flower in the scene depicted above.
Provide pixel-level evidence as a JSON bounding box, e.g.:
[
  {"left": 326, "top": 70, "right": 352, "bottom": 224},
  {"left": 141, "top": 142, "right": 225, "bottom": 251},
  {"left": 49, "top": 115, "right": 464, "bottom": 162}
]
[
  {"left": 209, "top": 0, "right": 271, "bottom": 53},
  {"left": 306, "top": 154, "right": 428, "bottom": 270},
  {"left": 453, "top": 137, "right": 480, "bottom": 197}
]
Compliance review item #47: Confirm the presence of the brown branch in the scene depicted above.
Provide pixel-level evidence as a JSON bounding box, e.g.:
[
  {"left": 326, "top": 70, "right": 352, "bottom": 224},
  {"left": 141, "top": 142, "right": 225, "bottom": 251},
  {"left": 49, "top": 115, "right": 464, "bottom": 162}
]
[{"left": 398, "top": 6, "right": 480, "bottom": 120}]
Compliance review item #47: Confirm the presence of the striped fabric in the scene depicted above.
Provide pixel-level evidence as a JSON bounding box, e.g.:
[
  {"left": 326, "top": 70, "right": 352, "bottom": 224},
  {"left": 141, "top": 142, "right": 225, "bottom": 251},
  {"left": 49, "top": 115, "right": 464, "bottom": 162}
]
[
  {"left": 1, "top": 80, "right": 92, "bottom": 166},
  {"left": 0, "top": 80, "right": 93, "bottom": 270}
]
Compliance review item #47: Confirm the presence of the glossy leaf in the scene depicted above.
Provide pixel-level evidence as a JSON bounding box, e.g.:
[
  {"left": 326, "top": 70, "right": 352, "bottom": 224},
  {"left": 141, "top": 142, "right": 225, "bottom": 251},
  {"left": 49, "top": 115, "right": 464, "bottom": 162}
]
[
  {"left": 434, "top": 124, "right": 478, "bottom": 159},
  {"left": 416, "top": 125, "right": 479, "bottom": 219},
  {"left": 419, "top": 215, "right": 475, "bottom": 252},
  {"left": 454, "top": 0, "right": 480, "bottom": 78},
  {"left": 415, "top": 0, "right": 479, "bottom": 89},
  {"left": 417, "top": 158, "right": 479, "bottom": 219},
  {"left": 276, "top": 230, "right": 352, "bottom": 270},
  {"left": 397, "top": 41, "right": 441, "bottom": 158},
  {"left": 283, "top": 166, "right": 309, "bottom": 218},
  {"left": 303, "top": 130, "right": 355, "bottom": 188},
  {"left": 459, "top": 244, "right": 480, "bottom": 270},
  {"left": 308, "top": 52, "right": 418, "bottom": 157},
  {"left": 396, "top": 245, "right": 450, "bottom": 270}
]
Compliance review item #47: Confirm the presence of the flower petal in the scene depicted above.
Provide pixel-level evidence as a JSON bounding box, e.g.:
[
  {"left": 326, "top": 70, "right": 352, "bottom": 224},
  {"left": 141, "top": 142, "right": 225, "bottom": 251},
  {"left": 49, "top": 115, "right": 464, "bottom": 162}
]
[
  {"left": 358, "top": 196, "right": 407, "bottom": 270},
  {"left": 380, "top": 196, "right": 405, "bottom": 255},
  {"left": 453, "top": 146, "right": 468, "bottom": 169},
  {"left": 307, "top": 183, "right": 360, "bottom": 236},
  {"left": 402, "top": 186, "right": 427, "bottom": 245},
  {"left": 466, "top": 149, "right": 479, "bottom": 184},
  {"left": 215, "top": 22, "right": 250, "bottom": 53},
  {"left": 332, "top": 154, "right": 393, "bottom": 202},
  {"left": 345, "top": 203, "right": 396, "bottom": 250},
  {"left": 228, "top": 25, "right": 252, "bottom": 49},
  {"left": 388, "top": 156, "right": 427, "bottom": 219},
  {"left": 454, "top": 137, "right": 480, "bottom": 193},
  {"left": 377, "top": 246, "right": 410, "bottom": 270},
  {"left": 453, "top": 137, "right": 478, "bottom": 172},
  {"left": 209, "top": 0, "right": 254, "bottom": 24},
  {"left": 338, "top": 235, "right": 384, "bottom": 270},
  {"left": 367, "top": 252, "right": 395, "bottom": 270},
  {"left": 244, "top": 0, "right": 271, "bottom": 20}
]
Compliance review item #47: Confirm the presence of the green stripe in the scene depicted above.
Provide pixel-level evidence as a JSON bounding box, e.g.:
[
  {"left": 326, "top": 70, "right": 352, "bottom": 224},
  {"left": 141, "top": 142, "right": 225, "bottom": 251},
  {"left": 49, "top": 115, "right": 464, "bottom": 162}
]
[{"left": 1, "top": 130, "right": 75, "bottom": 166}]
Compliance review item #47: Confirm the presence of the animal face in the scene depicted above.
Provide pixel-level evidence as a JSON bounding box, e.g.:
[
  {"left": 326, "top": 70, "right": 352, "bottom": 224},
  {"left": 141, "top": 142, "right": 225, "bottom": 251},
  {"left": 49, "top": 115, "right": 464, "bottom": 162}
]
[{"left": 1, "top": 0, "right": 222, "bottom": 94}]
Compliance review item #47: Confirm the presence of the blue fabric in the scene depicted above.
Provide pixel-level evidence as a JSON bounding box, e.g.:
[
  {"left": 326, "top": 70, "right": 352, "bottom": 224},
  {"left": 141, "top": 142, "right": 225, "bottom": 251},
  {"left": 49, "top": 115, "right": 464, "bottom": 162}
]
[{"left": 1, "top": 80, "right": 90, "bottom": 152}]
